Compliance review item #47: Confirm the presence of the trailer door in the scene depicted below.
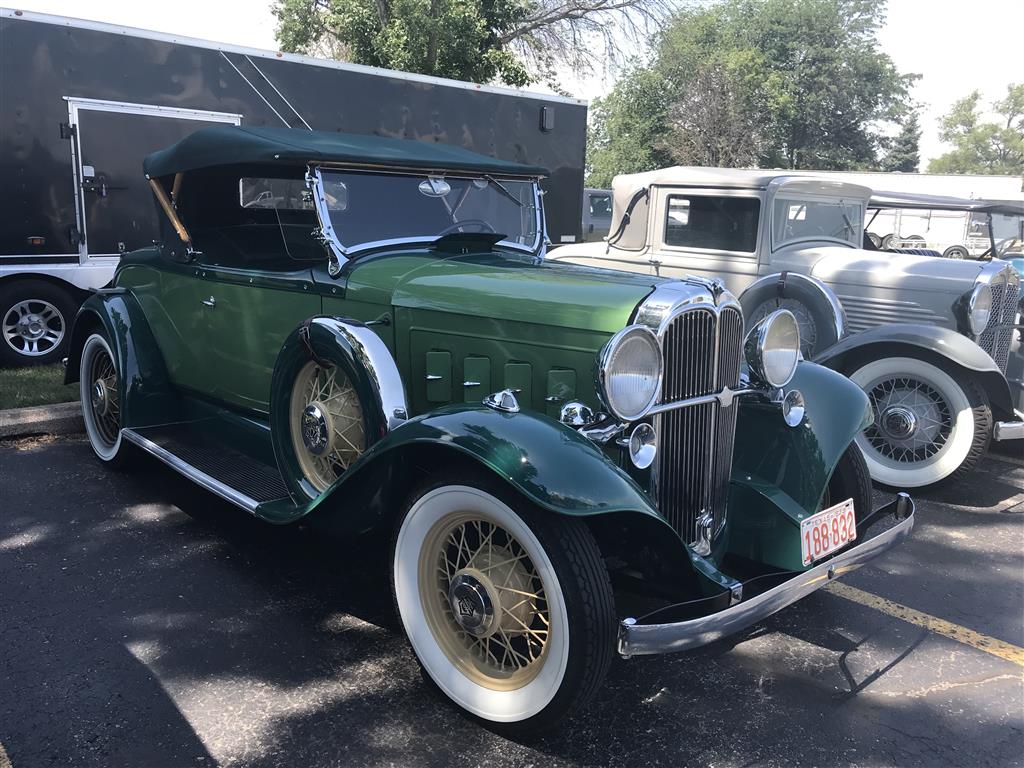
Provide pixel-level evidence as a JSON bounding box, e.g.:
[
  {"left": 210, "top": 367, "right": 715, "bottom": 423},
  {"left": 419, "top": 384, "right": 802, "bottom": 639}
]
[{"left": 66, "top": 99, "right": 241, "bottom": 258}]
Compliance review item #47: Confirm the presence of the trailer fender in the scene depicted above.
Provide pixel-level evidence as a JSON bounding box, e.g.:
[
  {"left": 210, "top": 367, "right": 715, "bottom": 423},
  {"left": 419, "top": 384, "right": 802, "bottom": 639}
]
[
  {"left": 812, "top": 323, "right": 1015, "bottom": 418},
  {"left": 64, "top": 289, "right": 177, "bottom": 428}
]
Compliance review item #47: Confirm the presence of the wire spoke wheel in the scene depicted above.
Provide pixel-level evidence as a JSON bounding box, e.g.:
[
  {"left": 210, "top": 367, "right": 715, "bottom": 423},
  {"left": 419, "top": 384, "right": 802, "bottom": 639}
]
[
  {"left": 80, "top": 333, "right": 124, "bottom": 463},
  {"left": 2, "top": 298, "right": 65, "bottom": 357},
  {"left": 863, "top": 375, "right": 952, "bottom": 463},
  {"left": 289, "top": 360, "right": 365, "bottom": 492},
  {"left": 850, "top": 356, "right": 989, "bottom": 488},
  {"left": 419, "top": 513, "right": 552, "bottom": 690}
]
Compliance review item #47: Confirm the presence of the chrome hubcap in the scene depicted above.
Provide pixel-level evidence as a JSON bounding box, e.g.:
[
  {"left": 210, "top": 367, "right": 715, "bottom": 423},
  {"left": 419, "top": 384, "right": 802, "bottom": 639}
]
[
  {"left": 91, "top": 379, "right": 110, "bottom": 417},
  {"left": 880, "top": 405, "right": 918, "bottom": 440},
  {"left": 300, "top": 402, "right": 333, "bottom": 455},
  {"left": 448, "top": 570, "right": 499, "bottom": 637},
  {"left": 3, "top": 299, "right": 65, "bottom": 356}
]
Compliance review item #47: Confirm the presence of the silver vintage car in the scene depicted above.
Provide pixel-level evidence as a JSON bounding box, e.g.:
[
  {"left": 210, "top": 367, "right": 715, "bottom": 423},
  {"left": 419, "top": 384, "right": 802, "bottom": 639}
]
[{"left": 550, "top": 167, "right": 1023, "bottom": 489}]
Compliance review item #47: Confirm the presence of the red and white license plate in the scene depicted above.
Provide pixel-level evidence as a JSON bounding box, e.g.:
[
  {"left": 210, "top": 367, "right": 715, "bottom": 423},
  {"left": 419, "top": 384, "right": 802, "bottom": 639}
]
[{"left": 801, "top": 498, "right": 857, "bottom": 566}]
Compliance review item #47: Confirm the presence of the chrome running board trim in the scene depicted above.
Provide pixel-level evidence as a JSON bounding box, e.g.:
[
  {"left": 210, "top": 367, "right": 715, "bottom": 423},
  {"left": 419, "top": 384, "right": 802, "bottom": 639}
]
[{"left": 121, "top": 428, "right": 261, "bottom": 513}]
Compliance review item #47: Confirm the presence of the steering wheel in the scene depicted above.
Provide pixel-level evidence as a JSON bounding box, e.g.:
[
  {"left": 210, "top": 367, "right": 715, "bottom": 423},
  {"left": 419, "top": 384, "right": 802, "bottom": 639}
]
[{"left": 437, "top": 219, "right": 496, "bottom": 236}]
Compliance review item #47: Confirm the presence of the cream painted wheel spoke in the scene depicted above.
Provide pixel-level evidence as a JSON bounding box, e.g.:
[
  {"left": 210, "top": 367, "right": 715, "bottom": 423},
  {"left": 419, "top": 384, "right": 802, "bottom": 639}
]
[
  {"left": 417, "top": 511, "right": 553, "bottom": 690},
  {"left": 289, "top": 360, "right": 366, "bottom": 493}
]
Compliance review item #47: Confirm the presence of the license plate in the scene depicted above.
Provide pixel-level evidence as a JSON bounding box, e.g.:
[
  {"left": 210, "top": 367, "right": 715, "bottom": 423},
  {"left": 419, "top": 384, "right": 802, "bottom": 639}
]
[{"left": 801, "top": 498, "right": 857, "bottom": 566}]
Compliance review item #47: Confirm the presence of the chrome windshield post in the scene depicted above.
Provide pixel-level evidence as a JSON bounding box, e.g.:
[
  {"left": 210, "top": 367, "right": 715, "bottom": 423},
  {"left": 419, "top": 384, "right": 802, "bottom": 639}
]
[{"left": 306, "top": 166, "right": 348, "bottom": 276}]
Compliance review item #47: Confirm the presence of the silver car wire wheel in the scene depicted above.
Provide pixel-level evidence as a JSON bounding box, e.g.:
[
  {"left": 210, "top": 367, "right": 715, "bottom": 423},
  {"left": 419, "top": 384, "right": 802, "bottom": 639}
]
[
  {"left": 394, "top": 485, "right": 570, "bottom": 722},
  {"left": 851, "top": 357, "right": 975, "bottom": 487},
  {"left": 749, "top": 298, "right": 818, "bottom": 357},
  {"left": 80, "top": 333, "right": 122, "bottom": 461},
  {"left": 2, "top": 298, "right": 65, "bottom": 358},
  {"left": 288, "top": 360, "right": 365, "bottom": 493}
]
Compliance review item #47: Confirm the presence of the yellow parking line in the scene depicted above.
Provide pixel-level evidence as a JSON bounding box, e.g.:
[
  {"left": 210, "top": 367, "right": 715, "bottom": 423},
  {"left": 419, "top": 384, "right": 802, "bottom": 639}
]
[{"left": 826, "top": 582, "right": 1024, "bottom": 669}]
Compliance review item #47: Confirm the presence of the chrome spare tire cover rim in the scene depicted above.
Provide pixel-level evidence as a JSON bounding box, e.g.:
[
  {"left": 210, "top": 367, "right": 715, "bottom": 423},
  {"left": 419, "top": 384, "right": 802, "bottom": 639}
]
[
  {"left": 3, "top": 299, "right": 65, "bottom": 357},
  {"left": 394, "top": 486, "right": 569, "bottom": 722}
]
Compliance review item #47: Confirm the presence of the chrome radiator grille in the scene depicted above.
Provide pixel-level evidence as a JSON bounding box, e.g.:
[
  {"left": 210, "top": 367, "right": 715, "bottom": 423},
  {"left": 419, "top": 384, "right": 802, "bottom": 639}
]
[
  {"left": 654, "top": 306, "right": 744, "bottom": 546},
  {"left": 977, "top": 274, "right": 1020, "bottom": 372}
]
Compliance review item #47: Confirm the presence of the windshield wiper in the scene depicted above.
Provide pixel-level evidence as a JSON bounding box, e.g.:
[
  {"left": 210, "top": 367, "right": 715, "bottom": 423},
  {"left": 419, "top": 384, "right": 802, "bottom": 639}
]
[{"left": 483, "top": 175, "right": 523, "bottom": 208}]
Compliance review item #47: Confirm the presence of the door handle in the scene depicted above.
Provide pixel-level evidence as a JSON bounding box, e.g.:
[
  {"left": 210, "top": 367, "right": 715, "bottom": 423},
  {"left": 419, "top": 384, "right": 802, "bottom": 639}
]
[{"left": 201, "top": 296, "right": 216, "bottom": 307}]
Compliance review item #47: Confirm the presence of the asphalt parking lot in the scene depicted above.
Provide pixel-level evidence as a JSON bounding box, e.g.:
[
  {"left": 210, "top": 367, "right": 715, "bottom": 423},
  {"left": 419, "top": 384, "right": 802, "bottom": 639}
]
[{"left": 1, "top": 434, "right": 1022, "bottom": 768}]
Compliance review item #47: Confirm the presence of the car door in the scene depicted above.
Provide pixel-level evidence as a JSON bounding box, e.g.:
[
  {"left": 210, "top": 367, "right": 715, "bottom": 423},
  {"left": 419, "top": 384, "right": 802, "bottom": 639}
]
[{"left": 648, "top": 187, "right": 763, "bottom": 296}]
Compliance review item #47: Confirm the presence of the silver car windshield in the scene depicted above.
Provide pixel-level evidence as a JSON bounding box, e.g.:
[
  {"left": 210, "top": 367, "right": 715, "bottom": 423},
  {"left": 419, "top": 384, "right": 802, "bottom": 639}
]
[
  {"left": 772, "top": 197, "right": 863, "bottom": 249},
  {"left": 315, "top": 169, "right": 542, "bottom": 255}
]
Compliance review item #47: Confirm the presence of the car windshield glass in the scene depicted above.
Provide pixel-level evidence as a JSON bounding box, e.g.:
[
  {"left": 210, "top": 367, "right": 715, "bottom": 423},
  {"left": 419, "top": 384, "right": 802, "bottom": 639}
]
[
  {"left": 772, "top": 197, "right": 862, "bottom": 248},
  {"left": 316, "top": 169, "right": 540, "bottom": 254},
  {"left": 663, "top": 195, "right": 760, "bottom": 252}
]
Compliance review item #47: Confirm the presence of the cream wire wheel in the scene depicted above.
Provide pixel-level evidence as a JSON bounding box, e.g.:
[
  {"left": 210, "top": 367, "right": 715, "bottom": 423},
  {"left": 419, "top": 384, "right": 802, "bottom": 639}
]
[
  {"left": 394, "top": 481, "right": 614, "bottom": 726},
  {"left": 80, "top": 333, "right": 123, "bottom": 463},
  {"left": 289, "top": 361, "right": 366, "bottom": 493},
  {"left": 418, "top": 512, "right": 553, "bottom": 691}
]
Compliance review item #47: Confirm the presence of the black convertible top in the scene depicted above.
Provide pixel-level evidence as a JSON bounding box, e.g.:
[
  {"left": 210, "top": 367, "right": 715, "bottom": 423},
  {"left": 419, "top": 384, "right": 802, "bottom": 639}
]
[
  {"left": 869, "top": 190, "right": 1024, "bottom": 216},
  {"left": 144, "top": 125, "right": 549, "bottom": 178}
]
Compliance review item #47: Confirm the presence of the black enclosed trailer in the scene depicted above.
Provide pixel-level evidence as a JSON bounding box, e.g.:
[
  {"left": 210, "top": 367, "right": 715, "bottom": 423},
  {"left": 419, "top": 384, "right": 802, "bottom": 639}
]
[{"left": 0, "top": 8, "right": 587, "bottom": 366}]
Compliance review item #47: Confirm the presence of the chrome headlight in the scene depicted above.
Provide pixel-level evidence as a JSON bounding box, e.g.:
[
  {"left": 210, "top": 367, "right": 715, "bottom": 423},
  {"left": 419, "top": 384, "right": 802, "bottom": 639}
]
[
  {"left": 744, "top": 309, "right": 800, "bottom": 388},
  {"left": 966, "top": 283, "right": 992, "bottom": 335},
  {"left": 598, "top": 325, "right": 663, "bottom": 421}
]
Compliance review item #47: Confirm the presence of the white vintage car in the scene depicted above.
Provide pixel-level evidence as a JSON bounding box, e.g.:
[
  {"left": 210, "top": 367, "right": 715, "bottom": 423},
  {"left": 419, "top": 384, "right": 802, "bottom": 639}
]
[{"left": 550, "top": 167, "right": 1023, "bottom": 489}]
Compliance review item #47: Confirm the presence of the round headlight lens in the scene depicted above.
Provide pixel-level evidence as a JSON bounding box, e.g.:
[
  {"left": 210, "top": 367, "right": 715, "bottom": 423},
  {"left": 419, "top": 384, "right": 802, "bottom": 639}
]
[
  {"left": 599, "top": 325, "right": 663, "bottom": 421},
  {"left": 745, "top": 309, "right": 800, "bottom": 388},
  {"left": 967, "top": 283, "right": 992, "bottom": 335}
]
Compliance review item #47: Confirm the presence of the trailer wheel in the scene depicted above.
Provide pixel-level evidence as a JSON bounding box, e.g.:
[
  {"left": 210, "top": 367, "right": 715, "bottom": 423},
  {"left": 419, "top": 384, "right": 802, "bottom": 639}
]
[
  {"left": 0, "top": 279, "right": 77, "bottom": 366},
  {"left": 943, "top": 246, "right": 969, "bottom": 259}
]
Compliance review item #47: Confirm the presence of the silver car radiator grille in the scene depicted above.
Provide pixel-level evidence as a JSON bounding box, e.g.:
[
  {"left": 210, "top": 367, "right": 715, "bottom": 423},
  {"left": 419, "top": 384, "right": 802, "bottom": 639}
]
[
  {"left": 977, "top": 274, "right": 1020, "bottom": 373},
  {"left": 654, "top": 306, "right": 744, "bottom": 547}
]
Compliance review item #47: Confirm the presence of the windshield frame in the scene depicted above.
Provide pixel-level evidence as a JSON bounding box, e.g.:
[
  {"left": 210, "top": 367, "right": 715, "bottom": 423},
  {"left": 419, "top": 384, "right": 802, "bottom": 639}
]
[
  {"left": 306, "top": 164, "right": 547, "bottom": 273},
  {"left": 770, "top": 193, "right": 864, "bottom": 252}
]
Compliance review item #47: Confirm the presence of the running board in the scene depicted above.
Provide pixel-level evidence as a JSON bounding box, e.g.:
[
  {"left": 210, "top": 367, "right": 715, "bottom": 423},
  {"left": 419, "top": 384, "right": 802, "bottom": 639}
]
[{"left": 122, "top": 426, "right": 290, "bottom": 513}]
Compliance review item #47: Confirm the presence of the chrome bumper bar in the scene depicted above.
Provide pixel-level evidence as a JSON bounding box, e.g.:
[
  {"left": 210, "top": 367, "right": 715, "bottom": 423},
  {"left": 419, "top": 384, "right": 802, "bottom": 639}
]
[
  {"left": 617, "top": 494, "right": 915, "bottom": 658},
  {"left": 994, "top": 411, "right": 1024, "bottom": 441}
]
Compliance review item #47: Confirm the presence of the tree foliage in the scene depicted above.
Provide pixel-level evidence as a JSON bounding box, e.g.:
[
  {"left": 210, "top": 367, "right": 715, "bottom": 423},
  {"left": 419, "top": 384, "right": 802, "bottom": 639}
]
[
  {"left": 273, "top": 0, "right": 672, "bottom": 87},
  {"left": 881, "top": 111, "right": 921, "bottom": 172},
  {"left": 587, "top": 0, "right": 915, "bottom": 186},
  {"left": 928, "top": 84, "right": 1024, "bottom": 175}
]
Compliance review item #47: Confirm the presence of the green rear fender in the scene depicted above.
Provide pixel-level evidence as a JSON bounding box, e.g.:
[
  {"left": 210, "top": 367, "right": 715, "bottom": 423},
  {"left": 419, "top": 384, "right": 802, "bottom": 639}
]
[{"left": 64, "top": 290, "right": 176, "bottom": 429}]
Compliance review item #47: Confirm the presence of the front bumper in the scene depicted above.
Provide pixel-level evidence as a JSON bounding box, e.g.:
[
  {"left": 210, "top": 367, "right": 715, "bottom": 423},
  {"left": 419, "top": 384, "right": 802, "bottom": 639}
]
[
  {"left": 994, "top": 410, "right": 1024, "bottom": 441},
  {"left": 617, "top": 493, "right": 915, "bottom": 657}
]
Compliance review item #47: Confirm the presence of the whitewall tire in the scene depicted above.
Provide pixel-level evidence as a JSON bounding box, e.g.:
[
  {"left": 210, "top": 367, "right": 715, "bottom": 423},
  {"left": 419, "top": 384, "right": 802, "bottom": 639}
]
[
  {"left": 849, "top": 356, "right": 991, "bottom": 488},
  {"left": 80, "top": 332, "right": 126, "bottom": 464},
  {"left": 392, "top": 476, "right": 614, "bottom": 729}
]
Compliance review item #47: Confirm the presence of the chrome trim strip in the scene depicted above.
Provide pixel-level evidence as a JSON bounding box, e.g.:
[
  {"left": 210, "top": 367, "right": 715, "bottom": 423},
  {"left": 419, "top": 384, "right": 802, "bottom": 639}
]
[
  {"left": 646, "top": 387, "right": 758, "bottom": 415},
  {"left": 617, "top": 499, "right": 916, "bottom": 657},
  {"left": 121, "top": 429, "right": 261, "bottom": 513}
]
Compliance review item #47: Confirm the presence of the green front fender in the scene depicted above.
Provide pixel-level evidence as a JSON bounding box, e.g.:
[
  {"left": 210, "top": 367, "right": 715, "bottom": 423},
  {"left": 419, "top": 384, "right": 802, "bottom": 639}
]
[
  {"left": 64, "top": 289, "right": 177, "bottom": 429},
  {"left": 303, "top": 403, "right": 664, "bottom": 522},
  {"left": 727, "top": 360, "right": 872, "bottom": 570}
]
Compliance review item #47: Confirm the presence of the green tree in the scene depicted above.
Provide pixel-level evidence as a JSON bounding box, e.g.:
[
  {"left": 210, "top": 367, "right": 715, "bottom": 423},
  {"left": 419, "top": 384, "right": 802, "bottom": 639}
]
[
  {"left": 881, "top": 111, "right": 921, "bottom": 172},
  {"left": 274, "top": 0, "right": 672, "bottom": 87},
  {"left": 928, "top": 84, "right": 1024, "bottom": 175},
  {"left": 587, "top": 0, "right": 915, "bottom": 184}
]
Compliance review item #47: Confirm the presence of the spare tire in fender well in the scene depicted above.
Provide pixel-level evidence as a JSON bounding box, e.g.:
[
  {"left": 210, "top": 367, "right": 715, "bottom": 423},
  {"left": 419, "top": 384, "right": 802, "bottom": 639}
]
[{"left": 739, "top": 272, "right": 847, "bottom": 357}]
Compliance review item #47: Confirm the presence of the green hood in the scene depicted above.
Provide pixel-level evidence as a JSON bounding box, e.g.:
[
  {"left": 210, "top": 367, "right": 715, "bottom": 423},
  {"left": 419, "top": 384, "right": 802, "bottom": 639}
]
[{"left": 350, "top": 252, "right": 660, "bottom": 334}]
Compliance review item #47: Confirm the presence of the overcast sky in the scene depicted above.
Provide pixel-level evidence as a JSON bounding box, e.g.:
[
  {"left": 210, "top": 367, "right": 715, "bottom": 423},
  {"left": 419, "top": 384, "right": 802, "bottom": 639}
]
[{"left": 10, "top": 0, "right": 1023, "bottom": 167}]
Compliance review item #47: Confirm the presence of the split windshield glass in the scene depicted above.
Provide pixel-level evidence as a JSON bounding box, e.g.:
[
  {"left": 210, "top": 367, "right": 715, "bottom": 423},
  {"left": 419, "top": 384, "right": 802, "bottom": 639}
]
[
  {"left": 316, "top": 169, "right": 541, "bottom": 255},
  {"left": 772, "top": 197, "right": 862, "bottom": 248}
]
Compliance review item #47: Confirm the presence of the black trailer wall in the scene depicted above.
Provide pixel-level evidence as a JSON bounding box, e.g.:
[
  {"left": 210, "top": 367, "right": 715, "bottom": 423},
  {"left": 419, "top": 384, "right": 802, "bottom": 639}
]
[{"left": 0, "top": 12, "right": 586, "bottom": 259}]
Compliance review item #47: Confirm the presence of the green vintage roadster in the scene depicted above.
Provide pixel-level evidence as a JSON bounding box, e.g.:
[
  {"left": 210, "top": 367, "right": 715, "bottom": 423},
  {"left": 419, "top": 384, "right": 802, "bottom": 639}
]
[{"left": 66, "top": 125, "right": 914, "bottom": 730}]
